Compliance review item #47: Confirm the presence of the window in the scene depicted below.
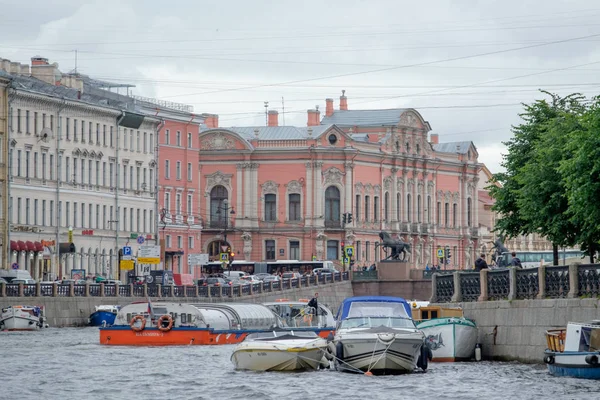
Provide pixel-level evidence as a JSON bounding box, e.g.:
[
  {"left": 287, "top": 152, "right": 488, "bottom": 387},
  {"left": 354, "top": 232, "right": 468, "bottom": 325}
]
[
  {"left": 103, "top": 125, "right": 107, "bottom": 146},
  {"left": 17, "top": 197, "right": 21, "bottom": 224},
  {"left": 453, "top": 203, "right": 457, "bottom": 227},
  {"left": 265, "top": 240, "right": 275, "bottom": 260},
  {"left": 176, "top": 193, "right": 182, "bottom": 214},
  {"left": 290, "top": 240, "right": 300, "bottom": 260},
  {"left": 123, "top": 208, "right": 127, "bottom": 231},
  {"left": 324, "top": 186, "right": 340, "bottom": 226},
  {"left": 136, "top": 131, "right": 140, "bottom": 151},
  {"left": 437, "top": 201, "right": 441, "bottom": 225},
  {"left": 34, "top": 112, "right": 38, "bottom": 135},
  {"left": 326, "top": 240, "right": 338, "bottom": 260},
  {"left": 328, "top": 134, "right": 337, "bottom": 145},
  {"left": 364, "top": 195, "right": 370, "bottom": 222},
  {"left": 81, "top": 119, "right": 85, "bottom": 142},
  {"left": 50, "top": 200, "right": 54, "bottom": 227},
  {"left": 427, "top": 196, "right": 431, "bottom": 224},
  {"left": 356, "top": 240, "right": 361, "bottom": 261},
  {"left": 26, "top": 110, "right": 30, "bottom": 133},
  {"left": 176, "top": 161, "right": 181, "bottom": 180},
  {"left": 165, "top": 160, "right": 170, "bottom": 179},
  {"left": 109, "top": 162, "right": 114, "bottom": 188},
  {"left": 65, "top": 157, "right": 70, "bottom": 182},
  {"left": 73, "top": 202, "right": 78, "bottom": 227},
  {"left": 289, "top": 193, "right": 300, "bottom": 221},
  {"left": 25, "top": 150, "right": 30, "bottom": 178},
  {"left": 137, "top": 209, "right": 140, "bottom": 231},
  {"left": 264, "top": 194, "right": 276, "bottom": 221},
  {"left": 177, "top": 236, "right": 183, "bottom": 248},
  {"left": 188, "top": 236, "right": 194, "bottom": 249},
  {"left": 16, "top": 150, "right": 21, "bottom": 176},
  {"left": 129, "top": 130, "right": 134, "bottom": 150},
  {"left": 467, "top": 198, "right": 472, "bottom": 227},
  {"left": 66, "top": 202, "right": 70, "bottom": 227},
  {"left": 95, "top": 161, "right": 100, "bottom": 185},
  {"left": 374, "top": 196, "right": 379, "bottom": 222},
  {"left": 110, "top": 126, "right": 114, "bottom": 147},
  {"left": 42, "top": 113, "right": 46, "bottom": 129},
  {"left": 122, "top": 164, "right": 127, "bottom": 189},
  {"left": 164, "top": 192, "right": 171, "bottom": 212},
  {"left": 89, "top": 122, "right": 93, "bottom": 143},
  {"left": 355, "top": 194, "right": 361, "bottom": 222},
  {"left": 81, "top": 203, "right": 85, "bottom": 228},
  {"left": 176, "top": 131, "right": 181, "bottom": 146},
  {"left": 123, "top": 129, "right": 128, "bottom": 150},
  {"left": 366, "top": 241, "right": 370, "bottom": 261},
  {"left": 73, "top": 119, "right": 78, "bottom": 141},
  {"left": 187, "top": 132, "right": 192, "bottom": 148},
  {"left": 166, "top": 235, "right": 172, "bottom": 248},
  {"left": 96, "top": 205, "right": 100, "bottom": 229},
  {"left": 417, "top": 194, "right": 422, "bottom": 223},
  {"left": 444, "top": 202, "right": 449, "bottom": 226},
  {"left": 165, "top": 129, "right": 170, "bottom": 145},
  {"left": 143, "top": 132, "right": 148, "bottom": 153},
  {"left": 384, "top": 193, "right": 389, "bottom": 221},
  {"left": 187, "top": 194, "right": 192, "bottom": 215},
  {"left": 397, "top": 192, "right": 401, "bottom": 221},
  {"left": 209, "top": 185, "right": 228, "bottom": 228},
  {"left": 149, "top": 133, "right": 154, "bottom": 152},
  {"left": 25, "top": 198, "right": 30, "bottom": 225},
  {"left": 66, "top": 117, "right": 70, "bottom": 140},
  {"left": 49, "top": 154, "right": 54, "bottom": 180},
  {"left": 89, "top": 205, "right": 92, "bottom": 229},
  {"left": 407, "top": 194, "right": 412, "bottom": 223},
  {"left": 129, "top": 166, "right": 134, "bottom": 189},
  {"left": 17, "top": 109, "right": 21, "bottom": 132},
  {"left": 187, "top": 162, "right": 192, "bottom": 181},
  {"left": 136, "top": 166, "right": 141, "bottom": 190},
  {"left": 103, "top": 206, "right": 107, "bottom": 229},
  {"left": 42, "top": 200, "right": 46, "bottom": 226}
]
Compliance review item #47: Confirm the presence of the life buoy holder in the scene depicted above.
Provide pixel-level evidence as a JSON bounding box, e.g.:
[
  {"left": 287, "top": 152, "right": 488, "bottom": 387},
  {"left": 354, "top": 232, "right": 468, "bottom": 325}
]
[
  {"left": 157, "top": 314, "right": 174, "bottom": 332},
  {"left": 130, "top": 315, "right": 146, "bottom": 332}
]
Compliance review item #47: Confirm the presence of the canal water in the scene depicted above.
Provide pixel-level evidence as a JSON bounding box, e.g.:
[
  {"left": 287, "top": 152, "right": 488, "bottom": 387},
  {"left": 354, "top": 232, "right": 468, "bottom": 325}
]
[{"left": 1, "top": 327, "right": 597, "bottom": 400}]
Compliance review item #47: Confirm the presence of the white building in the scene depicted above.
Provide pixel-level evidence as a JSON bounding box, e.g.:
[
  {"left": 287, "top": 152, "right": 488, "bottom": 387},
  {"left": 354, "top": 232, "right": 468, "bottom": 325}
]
[{"left": 2, "top": 56, "right": 159, "bottom": 281}]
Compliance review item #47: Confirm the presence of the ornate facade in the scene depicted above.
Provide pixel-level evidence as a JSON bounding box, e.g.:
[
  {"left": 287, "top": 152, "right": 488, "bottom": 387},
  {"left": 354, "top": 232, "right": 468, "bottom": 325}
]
[{"left": 198, "top": 93, "right": 481, "bottom": 270}]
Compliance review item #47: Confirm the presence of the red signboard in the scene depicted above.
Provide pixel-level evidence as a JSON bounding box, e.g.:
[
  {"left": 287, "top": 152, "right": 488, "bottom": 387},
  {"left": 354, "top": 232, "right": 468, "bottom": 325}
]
[{"left": 82, "top": 230, "right": 94, "bottom": 236}]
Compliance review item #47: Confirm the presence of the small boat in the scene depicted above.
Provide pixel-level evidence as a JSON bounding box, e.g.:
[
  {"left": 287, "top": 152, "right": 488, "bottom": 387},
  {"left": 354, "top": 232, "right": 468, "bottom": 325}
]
[
  {"left": 263, "top": 299, "right": 336, "bottom": 339},
  {"left": 330, "top": 296, "right": 429, "bottom": 375},
  {"left": 100, "top": 301, "right": 281, "bottom": 346},
  {"left": 544, "top": 320, "right": 600, "bottom": 379},
  {"left": 0, "top": 305, "right": 48, "bottom": 331},
  {"left": 89, "top": 305, "right": 121, "bottom": 327},
  {"left": 411, "top": 301, "right": 479, "bottom": 362},
  {"left": 231, "top": 330, "right": 328, "bottom": 372}
]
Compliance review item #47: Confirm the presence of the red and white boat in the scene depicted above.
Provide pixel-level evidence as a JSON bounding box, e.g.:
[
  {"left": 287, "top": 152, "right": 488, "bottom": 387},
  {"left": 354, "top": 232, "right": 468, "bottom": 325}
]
[{"left": 0, "top": 305, "right": 48, "bottom": 331}]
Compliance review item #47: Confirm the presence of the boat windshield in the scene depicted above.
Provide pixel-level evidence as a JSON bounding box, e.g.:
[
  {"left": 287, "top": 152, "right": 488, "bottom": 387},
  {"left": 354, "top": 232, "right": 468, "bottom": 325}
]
[
  {"left": 346, "top": 301, "right": 411, "bottom": 319},
  {"left": 339, "top": 317, "right": 415, "bottom": 329},
  {"left": 245, "top": 330, "right": 318, "bottom": 341}
]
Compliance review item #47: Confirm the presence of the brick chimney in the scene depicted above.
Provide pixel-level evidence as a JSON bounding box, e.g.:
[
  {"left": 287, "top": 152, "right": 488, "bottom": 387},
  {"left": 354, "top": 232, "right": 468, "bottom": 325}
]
[
  {"left": 325, "top": 98, "right": 334, "bottom": 117},
  {"left": 430, "top": 133, "right": 439, "bottom": 144},
  {"left": 307, "top": 107, "right": 320, "bottom": 127},
  {"left": 340, "top": 90, "right": 348, "bottom": 111},
  {"left": 268, "top": 110, "right": 279, "bottom": 127},
  {"left": 202, "top": 113, "right": 219, "bottom": 128},
  {"left": 31, "top": 56, "right": 61, "bottom": 85}
]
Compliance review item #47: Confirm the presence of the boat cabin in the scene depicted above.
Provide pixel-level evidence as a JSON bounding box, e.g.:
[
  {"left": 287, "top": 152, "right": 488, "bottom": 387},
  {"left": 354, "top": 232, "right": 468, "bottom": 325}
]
[
  {"left": 548, "top": 321, "right": 600, "bottom": 353},
  {"left": 410, "top": 302, "right": 464, "bottom": 322}
]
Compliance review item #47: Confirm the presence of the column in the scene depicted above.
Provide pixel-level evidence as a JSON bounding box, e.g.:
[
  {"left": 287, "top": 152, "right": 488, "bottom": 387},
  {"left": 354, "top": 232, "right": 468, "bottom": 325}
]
[
  {"left": 473, "top": 177, "right": 480, "bottom": 233},
  {"left": 305, "top": 162, "right": 313, "bottom": 227},
  {"left": 412, "top": 172, "right": 417, "bottom": 226},
  {"left": 344, "top": 162, "right": 353, "bottom": 216},
  {"left": 402, "top": 169, "right": 409, "bottom": 224},
  {"left": 236, "top": 163, "right": 244, "bottom": 228},
  {"left": 243, "top": 163, "right": 251, "bottom": 225},
  {"left": 250, "top": 163, "right": 259, "bottom": 228},
  {"left": 391, "top": 168, "right": 398, "bottom": 225},
  {"left": 314, "top": 162, "right": 323, "bottom": 227}
]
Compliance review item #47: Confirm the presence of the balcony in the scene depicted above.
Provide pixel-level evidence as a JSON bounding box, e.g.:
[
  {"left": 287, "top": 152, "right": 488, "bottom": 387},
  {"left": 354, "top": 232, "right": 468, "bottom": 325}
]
[
  {"left": 209, "top": 220, "right": 228, "bottom": 229},
  {"left": 325, "top": 219, "right": 341, "bottom": 229}
]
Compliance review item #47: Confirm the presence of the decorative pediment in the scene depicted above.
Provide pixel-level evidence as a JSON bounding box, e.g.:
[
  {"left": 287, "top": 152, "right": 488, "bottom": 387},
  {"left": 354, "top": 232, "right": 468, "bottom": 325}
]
[
  {"left": 96, "top": 152, "right": 103, "bottom": 159},
  {"left": 10, "top": 139, "right": 17, "bottom": 147},
  {"left": 285, "top": 180, "right": 303, "bottom": 194},
  {"left": 149, "top": 160, "right": 156, "bottom": 168},
  {"left": 89, "top": 150, "right": 96, "bottom": 158},
  {"left": 374, "top": 184, "right": 381, "bottom": 196},
  {"left": 136, "top": 161, "right": 143, "bottom": 166},
  {"left": 354, "top": 182, "right": 364, "bottom": 193},
  {"left": 121, "top": 158, "right": 130, "bottom": 164},
  {"left": 205, "top": 170, "right": 233, "bottom": 193},
  {"left": 407, "top": 179, "right": 414, "bottom": 191},
  {"left": 261, "top": 180, "right": 279, "bottom": 195},
  {"left": 72, "top": 148, "right": 81, "bottom": 156},
  {"left": 364, "top": 183, "right": 373, "bottom": 194},
  {"left": 201, "top": 132, "right": 235, "bottom": 150},
  {"left": 383, "top": 176, "right": 393, "bottom": 191},
  {"left": 82, "top": 149, "right": 89, "bottom": 157},
  {"left": 322, "top": 167, "right": 345, "bottom": 186},
  {"left": 399, "top": 111, "right": 419, "bottom": 128},
  {"left": 452, "top": 192, "right": 460, "bottom": 202},
  {"left": 427, "top": 181, "right": 434, "bottom": 194}
]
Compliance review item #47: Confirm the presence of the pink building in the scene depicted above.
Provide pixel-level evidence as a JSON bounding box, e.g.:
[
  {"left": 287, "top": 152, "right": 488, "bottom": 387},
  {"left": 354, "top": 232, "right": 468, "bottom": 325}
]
[
  {"left": 197, "top": 93, "right": 480, "bottom": 270},
  {"left": 157, "top": 111, "right": 210, "bottom": 275}
]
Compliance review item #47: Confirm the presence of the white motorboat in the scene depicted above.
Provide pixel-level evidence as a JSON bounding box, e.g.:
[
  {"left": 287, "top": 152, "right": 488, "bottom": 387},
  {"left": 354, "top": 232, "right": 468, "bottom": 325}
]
[
  {"left": 0, "top": 305, "right": 48, "bottom": 331},
  {"left": 545, "top": 320, "right": 600, "bottom": 379},
  {"left": 331, "top": 296, "right": 429, "bottom": 375},
  {"left": 231, "top": 330, "right": 328, "bottom": 372},
  {"left": 412, "top": 302, "right": 479, "bottom": 362}
]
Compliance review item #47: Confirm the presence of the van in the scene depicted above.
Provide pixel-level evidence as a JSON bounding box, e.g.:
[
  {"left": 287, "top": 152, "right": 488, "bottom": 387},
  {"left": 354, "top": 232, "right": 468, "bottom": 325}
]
[{"left": 0, "top": 270, "right": 34, "bottom": 283}]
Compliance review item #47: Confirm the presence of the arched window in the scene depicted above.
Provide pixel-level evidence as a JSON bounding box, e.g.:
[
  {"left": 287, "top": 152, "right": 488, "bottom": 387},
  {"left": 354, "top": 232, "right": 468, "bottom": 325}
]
[
  {"left": 365, "top": 195, "right": 370, "bottom": 221},
  {"left": 210, "top": 185, "right": 228, "bottom": 228},
  {"left": 207, "top": 240, "right": 229, "bottom": 259},
  {"left": 453, "top": 203, "right": 458, "bottom": 227},
  {"left": 417, "top": 194, "right": 422, "bottom": 223},
  {"left": 397, "top": 192, "right": 401, "bottom": 221},
  {"left": 427, "top": 195, "right": 431, "bottom": 223},
  {"left": 325, "top": 186, "right": 340, "bottom": 227},
  {"left": 384, "top": 192, "right": 389, "bottom": 221},
  {"left": 467, "top": 198, "right": 472, "bottom": 227},
  {"left": 407, "top": 194, "right": 412, "bottom": 223}
]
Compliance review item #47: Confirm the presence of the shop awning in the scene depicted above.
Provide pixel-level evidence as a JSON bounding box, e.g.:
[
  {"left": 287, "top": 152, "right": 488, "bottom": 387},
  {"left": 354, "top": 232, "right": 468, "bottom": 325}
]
[
  {"left": 10, "top": 241, "right": 19, "bottom": 251},
  {"left": 17, "top": 241, "right": 26, "bottom": 251},
  {"left": 25, "top": 241, "right": 35, "bottom": 252}
]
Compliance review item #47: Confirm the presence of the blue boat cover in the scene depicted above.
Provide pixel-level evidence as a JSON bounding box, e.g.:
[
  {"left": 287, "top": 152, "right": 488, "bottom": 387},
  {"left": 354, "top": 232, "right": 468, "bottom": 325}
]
[{"left": 336, "top": 296, "right": 412, "bottom": 321}]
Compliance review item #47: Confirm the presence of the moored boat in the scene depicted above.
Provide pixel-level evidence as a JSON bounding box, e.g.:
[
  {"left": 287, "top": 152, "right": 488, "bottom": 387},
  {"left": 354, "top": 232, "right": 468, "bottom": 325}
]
[
  {"left": 0, "top": 305, "right": 48, "bottom": 331},
  {"left": 100, "top": 301, "right": 281, "bottom": 346},
  {"left": 263, "top": 299, "right": 336, "bottom": 339},
  {"left": 231, "top": 330, "right": 328, "bottom": 372},
  {"left": 544, "top": 320, "right": 600, "bottom": 380},
  {"left": 331, "top": 296, "right": 429, "bottom": 375},
  {"left": 89, "top": 305, "right": 120, "bottom": 327},
  {"left": 411, "top": 302, "right": 479, "bottom": 362}
]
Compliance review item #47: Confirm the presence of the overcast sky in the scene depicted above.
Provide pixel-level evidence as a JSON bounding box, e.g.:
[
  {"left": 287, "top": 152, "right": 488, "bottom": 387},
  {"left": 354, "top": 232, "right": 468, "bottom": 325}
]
[{"left": 2, "top": 0, "right": 600, "bottom": 173}]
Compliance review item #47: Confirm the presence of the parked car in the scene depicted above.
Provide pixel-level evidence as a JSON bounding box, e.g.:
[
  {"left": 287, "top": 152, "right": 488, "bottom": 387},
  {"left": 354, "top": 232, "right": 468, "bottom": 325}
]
[
  {"left": 239, "top": 275, "right": 262, "bottom": 284},
  {"left": 282, "top": 272, "right": 302, "bottom": 280},
  {"left": 312, "top": 268, "right": 335, "bottom": 277},
  {"left": 262, "top": 275, "right": 280, "bottom": 283},
  {"left": 204, "top": 277, "right": 227, "bottom": 287},
  {"left": 254, "top": 273, "right": 271, "bottom": 281}
]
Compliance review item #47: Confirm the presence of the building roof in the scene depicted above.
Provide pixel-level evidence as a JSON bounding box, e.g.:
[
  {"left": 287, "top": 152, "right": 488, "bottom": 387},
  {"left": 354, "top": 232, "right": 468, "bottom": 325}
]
[
  {"left": 320, "top": 108, "right": 408, "bottom": 126},
  {"left": 478, "top": 190, "right": 494, "bottom": 205},
  {"left": 220, "top": 125, "right": 333, "bottom": 141},
  {"left": 432, "top": 141, "right": 473, "bottom": 154}
]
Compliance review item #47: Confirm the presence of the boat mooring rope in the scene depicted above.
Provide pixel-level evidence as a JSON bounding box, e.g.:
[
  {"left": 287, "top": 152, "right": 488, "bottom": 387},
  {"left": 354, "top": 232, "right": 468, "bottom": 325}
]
[{"left": 366, "top": 336, "right": 396, "bottom": 375}]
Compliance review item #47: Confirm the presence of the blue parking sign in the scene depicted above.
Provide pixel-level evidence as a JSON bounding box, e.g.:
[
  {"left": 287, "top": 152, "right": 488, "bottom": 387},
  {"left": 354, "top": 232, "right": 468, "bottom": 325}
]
[{"left": 123, "top": 246, "right": 132, "bottom": 256}]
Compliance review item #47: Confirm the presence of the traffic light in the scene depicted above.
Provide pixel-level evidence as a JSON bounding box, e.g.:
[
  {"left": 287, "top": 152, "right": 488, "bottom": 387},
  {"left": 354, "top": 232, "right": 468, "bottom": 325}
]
[
  {"left": 446, "top": 247, "right": 451, "bottom": 264},
  {"left": 347, "top": 213, "right": 353, "bottom": 223},
  {"left": 341, "top": 241, "right": 345, "bottom": 254},
  {"left": 228, "top": 251, "right": 235, "bottom": 267},
  {"left": 342, "top": 213, "right": 347, "bottom": 224}
]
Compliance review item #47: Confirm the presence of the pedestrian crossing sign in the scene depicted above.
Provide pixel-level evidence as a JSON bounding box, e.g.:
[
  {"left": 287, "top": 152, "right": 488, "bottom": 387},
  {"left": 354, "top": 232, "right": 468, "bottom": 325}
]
[
  {"left": 220, "top": 252, "right": 229, "bottom": 262},
  {"left": 437, "top": 249, "right": 445, "bottom": 258},
  {"left": 345, "top": 246, "right": 354, "bottom": 258}
]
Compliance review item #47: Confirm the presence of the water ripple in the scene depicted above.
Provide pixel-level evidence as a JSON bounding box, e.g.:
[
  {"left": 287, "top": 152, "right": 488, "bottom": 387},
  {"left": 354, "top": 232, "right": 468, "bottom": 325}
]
[{"left": 0, "top": 327, "right": 597, "bottom": 400}]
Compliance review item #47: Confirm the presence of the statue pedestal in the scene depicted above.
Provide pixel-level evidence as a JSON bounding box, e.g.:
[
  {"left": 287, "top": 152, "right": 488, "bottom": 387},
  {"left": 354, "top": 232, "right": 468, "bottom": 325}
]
[{"left": 377, "top": 260, "right": 410, "bottom": 280}]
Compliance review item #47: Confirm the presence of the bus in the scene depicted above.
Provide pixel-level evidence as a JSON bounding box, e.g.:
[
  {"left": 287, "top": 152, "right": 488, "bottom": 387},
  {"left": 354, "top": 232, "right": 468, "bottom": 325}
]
[
  {"left": 201, "top": 260, "right": 336, "bottom": 276},
  {"left": 496, "top": 250, "right": 588, "bottom": 268}
]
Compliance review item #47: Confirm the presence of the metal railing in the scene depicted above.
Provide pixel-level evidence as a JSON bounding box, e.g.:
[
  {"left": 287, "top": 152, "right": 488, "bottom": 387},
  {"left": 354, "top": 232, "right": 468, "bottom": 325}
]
[
  {"left": 351, "top": 270, "right": 379, "bottom": 281},
  {"left": 430, "top": 264, "right": 600, "bottom": 302}
]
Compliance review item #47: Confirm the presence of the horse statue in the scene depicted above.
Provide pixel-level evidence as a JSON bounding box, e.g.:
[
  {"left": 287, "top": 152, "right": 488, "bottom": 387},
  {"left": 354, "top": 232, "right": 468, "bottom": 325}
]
[
  {"left": 376, "top": 231, "right": 411, "bottom": 261},
  {"left": 491, "top": 236, "right": 509, "bottom": 265}
]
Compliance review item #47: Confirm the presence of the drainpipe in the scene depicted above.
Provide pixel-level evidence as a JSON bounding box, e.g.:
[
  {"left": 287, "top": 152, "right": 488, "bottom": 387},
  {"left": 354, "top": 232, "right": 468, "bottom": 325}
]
[
  {"left": 115, "top": 113, "right": 125, "bottom": 280},
  {"left": 55, "top": 99, "right": 66, "bottom": 279}
]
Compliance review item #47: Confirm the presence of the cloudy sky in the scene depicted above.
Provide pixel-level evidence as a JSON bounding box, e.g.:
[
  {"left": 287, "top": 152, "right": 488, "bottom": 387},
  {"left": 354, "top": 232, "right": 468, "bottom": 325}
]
[{"left": 2, "top": 0, "right": 600, "bottom": 172}]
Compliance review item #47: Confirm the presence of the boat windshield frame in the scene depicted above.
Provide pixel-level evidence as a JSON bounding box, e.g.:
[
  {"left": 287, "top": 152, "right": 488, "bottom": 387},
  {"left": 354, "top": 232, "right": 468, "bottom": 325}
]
[
  {"left": 339, "top": 316, "right": 416, "bottom": 330},
  {"left": 245, "top": 330, "right": 319, "bottom": 341}
]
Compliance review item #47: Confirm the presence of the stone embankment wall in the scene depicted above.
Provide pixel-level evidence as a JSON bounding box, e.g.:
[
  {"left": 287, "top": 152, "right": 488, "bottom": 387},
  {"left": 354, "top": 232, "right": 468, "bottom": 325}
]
[
  {"left": 352, "top": 280, "right": 431, "bottom": 300},
  {"left": 0, "top": 281, "right": 353, "bottom": 327},
  {"left": 456, "top": 298, "right": 600, "bottom": 363}
]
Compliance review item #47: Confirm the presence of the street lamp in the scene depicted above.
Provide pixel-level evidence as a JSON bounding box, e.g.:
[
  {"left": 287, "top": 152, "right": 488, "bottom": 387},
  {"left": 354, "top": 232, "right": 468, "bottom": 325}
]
[{"left": 215, "top": 200, "right": 235, "bottom": 247}]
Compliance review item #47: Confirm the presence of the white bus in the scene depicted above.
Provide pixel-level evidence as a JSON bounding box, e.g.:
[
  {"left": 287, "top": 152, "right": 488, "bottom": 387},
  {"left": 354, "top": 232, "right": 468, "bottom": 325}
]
[{"left": 497, "top": 250, "right": 589, "bottom": 268}]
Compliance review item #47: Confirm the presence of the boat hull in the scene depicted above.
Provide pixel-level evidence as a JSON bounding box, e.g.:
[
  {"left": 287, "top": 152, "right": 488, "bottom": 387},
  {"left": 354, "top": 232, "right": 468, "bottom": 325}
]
[
  {"left": 232, "top": 339, "right": 327, "bottom": 371},
  {"left": 89, "top": 311, "right": 117, "bottom": 327},
  {"left": 100, "top": 326, "right": 335, "bottom": 346},
  {"left": 417, "top": 318, "right": 478, "bottom": 362},
  {"left": 545, "top": 350, "right": 600, "bottom": 380},
  {"left": 0, "top": 313, "right": 40, "bottom": 331},
  {"left": 335, "top": 330, "right": 424, "bottom": 375}
]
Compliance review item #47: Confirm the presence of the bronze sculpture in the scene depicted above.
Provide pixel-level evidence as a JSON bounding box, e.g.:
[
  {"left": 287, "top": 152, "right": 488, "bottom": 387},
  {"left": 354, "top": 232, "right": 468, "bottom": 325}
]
[{"left": 376, "top": 231, "right": 411, "bottom": 261}]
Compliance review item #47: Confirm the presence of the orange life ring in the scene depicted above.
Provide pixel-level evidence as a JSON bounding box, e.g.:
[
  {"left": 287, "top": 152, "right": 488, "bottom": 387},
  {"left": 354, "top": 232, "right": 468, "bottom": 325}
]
[
  {"left": 130, "top": 315, "right": 146, "bottom": 332},
  {"left": 157, "top": 314, "right": 174, "bottom": 332}
]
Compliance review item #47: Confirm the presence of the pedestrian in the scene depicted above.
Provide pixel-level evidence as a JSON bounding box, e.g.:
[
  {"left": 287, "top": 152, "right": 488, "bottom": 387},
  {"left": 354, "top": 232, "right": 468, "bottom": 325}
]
[
  {"left": 510, "top": 252, "right": 523, "bottom": 268},
  {"left": 474, "top": 253, "right": 488, "bottom": 271},
  {"left": 307, "top": 292, "right": 319, "bottom": 318}
]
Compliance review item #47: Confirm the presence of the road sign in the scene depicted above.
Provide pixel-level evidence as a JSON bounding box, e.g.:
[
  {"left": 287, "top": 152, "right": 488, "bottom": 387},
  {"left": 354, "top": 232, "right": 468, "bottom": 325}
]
[
  {"left": 123, "top": 246, "right": 132, "bottom": 261},
  {"left": 221, "top": 245, "right": 229, "bottom": 253},
  {"left": 11, "top": 263, "right": 18, "bottom": 270},
  {"left": 437, "top": 249, "right": 445, "bottom": 258},
  {"left": 188, "top": 253, "right": 209, "bottom": 266},
  {"left": 343, "top": 257, "right": 350, "bottom": 265},
  {"left": 130, "top": 233, "right": 138, "bottom": 239},
  {"left": 345, "top": 246, "right": 354, "bottom": 258},
  {"left": 120, "top": 260, "right": 134, "bottom": 270},
  {"left": 138, "top": 245, "right": 160, "bottom": 264},
  {"left": 137, "top": 235, "right": 145, "bottom": 245},
  {"left": 219, "top": 252, "right": 229, "bottom": 262}
]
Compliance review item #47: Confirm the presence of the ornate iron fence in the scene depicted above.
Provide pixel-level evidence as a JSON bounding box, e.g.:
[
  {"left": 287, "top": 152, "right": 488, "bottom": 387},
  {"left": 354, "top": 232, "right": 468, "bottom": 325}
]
[
  {"left": 577, "top": 264, "right": 600, "bottom": 297},
  {"left": 436, "top": 274, "right": 454, "bottom": 302},
  {"left": 545, "top": 266, "right": 569, "bottom": 298},
  {"left": 133, "top": 285, "right": 145, "bottom": 297},
  {"left": 487, "top": 269, "right": 509, "bottom": 300},
  {"left": 460, "top": 272, "right": 481, "bottom": 302},
  {"left": 516, "top": 268, "right": 539, "bottom": 299}
]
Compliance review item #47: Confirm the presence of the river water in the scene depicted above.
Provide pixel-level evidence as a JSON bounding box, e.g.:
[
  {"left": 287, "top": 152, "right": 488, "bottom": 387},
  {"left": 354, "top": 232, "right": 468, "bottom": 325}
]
[{"left": 1, "top": 327, "right": 597, "bottom": 400}]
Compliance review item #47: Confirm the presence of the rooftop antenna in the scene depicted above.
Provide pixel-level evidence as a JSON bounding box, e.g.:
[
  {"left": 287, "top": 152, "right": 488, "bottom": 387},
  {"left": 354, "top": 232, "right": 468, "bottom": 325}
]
[
  {"left": 264, "top": 101, "right": 269, "bottom": 126},
  {"left": 74, "top": 49, "right": 78, "bottom": 73},
  {"left": 282, "top": 97, "right": 285, "bottom": 125}
]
